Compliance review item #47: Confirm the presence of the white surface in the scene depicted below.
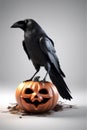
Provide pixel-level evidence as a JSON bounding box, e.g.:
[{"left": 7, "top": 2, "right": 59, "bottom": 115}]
[{"left": 0, "top": 84, "right": 87, "bottom": 130}]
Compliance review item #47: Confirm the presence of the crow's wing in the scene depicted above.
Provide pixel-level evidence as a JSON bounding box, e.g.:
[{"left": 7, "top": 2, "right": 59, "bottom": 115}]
[
  {"left": 22, "top": 41, "right": 30, "bottom": 60},
  {"left": 39, "top": 36, "right": 65, "bottom": 77}
]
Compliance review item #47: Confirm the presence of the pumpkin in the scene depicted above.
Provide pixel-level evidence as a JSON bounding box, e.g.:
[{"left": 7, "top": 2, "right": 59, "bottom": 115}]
[{"left": 15, "top": 81, "right": 59, "bottom": 113}]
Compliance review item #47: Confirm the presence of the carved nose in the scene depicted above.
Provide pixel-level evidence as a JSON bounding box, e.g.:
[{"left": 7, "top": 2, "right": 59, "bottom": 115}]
[
  {"left": 31, "top": 94, "right": 43, "bottom": 102},
  {"left": 34, "top": 95, "right": 38, "bottom": 98}
]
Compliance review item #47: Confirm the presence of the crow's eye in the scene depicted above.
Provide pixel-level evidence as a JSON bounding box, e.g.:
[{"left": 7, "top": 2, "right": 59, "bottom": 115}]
[
  {"left": 27, "top": 20, "right": 34, "bottom": 30},
  {"left": 25, "top": 19, "right": 28, "bottom": 24},
  {"left": 27, "top": 20, "right": 33, "bottom": 27},
  {"left": 28, "top": 20, "right": 32, "bottom": 25}
]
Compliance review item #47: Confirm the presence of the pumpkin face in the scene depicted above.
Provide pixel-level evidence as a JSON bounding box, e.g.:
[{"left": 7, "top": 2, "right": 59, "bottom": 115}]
[{"left": 15, "top": 81, "right": 59, "bottom": 113}]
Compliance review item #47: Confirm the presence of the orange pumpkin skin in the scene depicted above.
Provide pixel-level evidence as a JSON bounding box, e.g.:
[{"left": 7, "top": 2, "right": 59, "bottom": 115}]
[{"left": 15, "top": 81, "right": 59, "bottom": 113}]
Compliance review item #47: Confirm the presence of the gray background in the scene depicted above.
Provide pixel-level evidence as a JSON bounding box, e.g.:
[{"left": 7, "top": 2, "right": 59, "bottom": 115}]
[
  {"left": 0, "top": 0, "right": 86, "bottom": 89},
  {"left": 0, "top": 0, "right": 87, "bottom": 130}
]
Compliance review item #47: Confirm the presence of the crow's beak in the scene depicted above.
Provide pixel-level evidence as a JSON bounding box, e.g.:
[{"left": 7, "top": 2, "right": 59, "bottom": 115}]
[{"left": 11, "top": 20, "right": 25, "bottom": 29}]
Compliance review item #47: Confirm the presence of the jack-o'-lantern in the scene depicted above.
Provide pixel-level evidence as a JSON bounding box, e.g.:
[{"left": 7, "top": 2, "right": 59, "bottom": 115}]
[{"left": 15, "top": 81, "right": 59, "bottom": 113}]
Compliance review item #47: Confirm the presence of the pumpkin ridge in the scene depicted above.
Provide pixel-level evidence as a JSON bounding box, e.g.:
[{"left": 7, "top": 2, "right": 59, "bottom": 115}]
[{"left": 16, "top": 81, "right": 59, "bottom": 113}]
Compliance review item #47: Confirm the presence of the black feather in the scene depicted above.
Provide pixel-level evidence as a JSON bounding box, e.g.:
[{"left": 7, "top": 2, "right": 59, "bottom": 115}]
[{"left": 49, "top": 65, "right": 72, "bottom": 100}]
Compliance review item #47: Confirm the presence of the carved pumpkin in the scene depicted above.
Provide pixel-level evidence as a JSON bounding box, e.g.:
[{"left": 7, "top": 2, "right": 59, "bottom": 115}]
[{"left": 15, "top": 81, "right": 59, "bottom": 113}]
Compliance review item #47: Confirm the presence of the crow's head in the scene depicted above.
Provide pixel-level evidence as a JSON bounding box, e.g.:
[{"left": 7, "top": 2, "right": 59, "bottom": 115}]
[{"left": 11, "top": 19, "right": 42, "bottom": 34}]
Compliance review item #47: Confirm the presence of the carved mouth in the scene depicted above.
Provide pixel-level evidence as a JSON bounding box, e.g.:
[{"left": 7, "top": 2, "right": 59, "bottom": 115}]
[{"left": 23, "top": 98, "right": 50, "bottom": 107}]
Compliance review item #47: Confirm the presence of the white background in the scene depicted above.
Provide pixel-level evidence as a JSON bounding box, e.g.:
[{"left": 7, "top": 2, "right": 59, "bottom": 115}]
[{"left": 0, "top": 0, "right": 87, "bottom": 130}]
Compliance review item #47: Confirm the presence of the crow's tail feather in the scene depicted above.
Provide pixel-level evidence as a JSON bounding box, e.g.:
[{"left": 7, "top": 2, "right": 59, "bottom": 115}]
[{"left": 49, "top": 65, "right": 72, "bottom": 100}]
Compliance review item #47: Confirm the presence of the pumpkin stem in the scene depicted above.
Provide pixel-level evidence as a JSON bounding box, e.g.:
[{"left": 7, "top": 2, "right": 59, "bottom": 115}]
[{"left": 33, "top": 76, "right": 40, "bottom": 82}]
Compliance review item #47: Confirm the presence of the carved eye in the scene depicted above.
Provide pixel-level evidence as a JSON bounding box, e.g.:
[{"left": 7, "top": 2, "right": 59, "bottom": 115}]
[
  {"left": 39, "top": 89, "right": 48, "bottom": 94},
  {"left": 25, "top": 88, "right": 33, "bottom": 94}
]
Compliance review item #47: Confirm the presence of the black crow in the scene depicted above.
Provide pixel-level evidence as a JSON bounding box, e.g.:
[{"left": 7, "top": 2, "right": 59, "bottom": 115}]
[{"left": 11, "top": 19, "right": 72, "bottom": 100}]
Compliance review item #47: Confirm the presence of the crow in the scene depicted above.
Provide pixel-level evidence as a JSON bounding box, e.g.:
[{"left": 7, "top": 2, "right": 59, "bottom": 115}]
[{"left": 11, "top": 19, "right": 72, "bottom": 100}]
